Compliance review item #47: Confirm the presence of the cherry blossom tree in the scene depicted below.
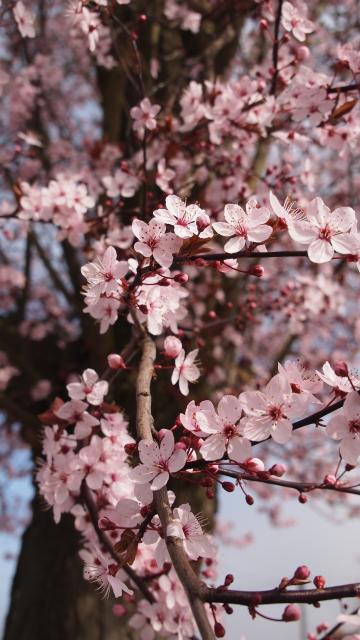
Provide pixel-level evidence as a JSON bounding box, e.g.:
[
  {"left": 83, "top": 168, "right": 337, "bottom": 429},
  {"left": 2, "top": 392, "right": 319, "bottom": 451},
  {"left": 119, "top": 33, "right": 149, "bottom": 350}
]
[{"left": 1, "top": 1, "right": 360, "bottom": 640}]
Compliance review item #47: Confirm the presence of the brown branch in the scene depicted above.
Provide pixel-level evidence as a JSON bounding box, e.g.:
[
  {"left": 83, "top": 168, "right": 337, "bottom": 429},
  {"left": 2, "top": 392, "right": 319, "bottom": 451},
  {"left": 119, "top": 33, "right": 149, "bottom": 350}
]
[
  {"left": 205, "top": 582, "right": 360, "bottom": 606},
  {"left": 270, "top": 0, "right": 284, "bottom": 95},
  {"left": 174, "top": 250, "right": 310, "bottom": 264},
  {"left": 135, "top": 335, "right": 215, "bottom": 640},
  {"left": 218, "top": 470, "right": 360, "bottom": 497}
]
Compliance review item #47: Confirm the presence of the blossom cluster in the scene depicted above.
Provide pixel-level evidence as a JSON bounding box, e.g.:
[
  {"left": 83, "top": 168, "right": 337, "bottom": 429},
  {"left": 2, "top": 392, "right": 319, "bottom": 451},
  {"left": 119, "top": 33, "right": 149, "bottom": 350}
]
[{"left": 37, "top": 366, "right": 220, "bottom": 638}]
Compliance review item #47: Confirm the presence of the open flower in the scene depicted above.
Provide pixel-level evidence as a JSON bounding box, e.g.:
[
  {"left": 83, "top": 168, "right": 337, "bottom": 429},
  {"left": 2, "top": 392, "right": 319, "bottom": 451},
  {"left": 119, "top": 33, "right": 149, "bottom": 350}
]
[
  {"left": 288, "top": 198, "right": 359, "bottom": 263},
  {"left": 132, "top": 218, "right": 182, "bottom": 268},
  {"left": 212, "top": 200, "right": 272, "bottom": 253},
  {"left": 171, "top": 349, "right": 200, "bottom": 396},
  {"left": 81, "top": 246, "right": 128, "bottom": 297},
  {"left": 240, "top": 374, "right": 308, "bottom": 444},
  {"left": 326, "top": 392, "right": 360, "bottom": 465},
  {"left": 130, "top": 430, "right": 187, "bottom": 490},
  {"left": 199, "top": 395, "right": 252, "bottom": 462},
  {"left": 167, "top": 503, "right": 214, "bottom": 560},
  {"left": 67, "top": 369, "right": 108, "bottom": 406},
  {"left": 153, "top": 195, "right": 204, "bottom": 238}
]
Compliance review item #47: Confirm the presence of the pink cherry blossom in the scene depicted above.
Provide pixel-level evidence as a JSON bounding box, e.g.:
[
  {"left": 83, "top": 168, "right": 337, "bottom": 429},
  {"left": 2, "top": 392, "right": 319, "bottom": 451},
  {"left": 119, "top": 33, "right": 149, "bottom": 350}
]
[
  {"left": 132, "top": 218, "right": 182, "bottom": 268},
  {"left": 281, "top": 2, "right": 314, "bottom": 42},
  {"left": 167, "top": 503, "right": 214, "bottom": 560},
  {"left": 67, "top": 368, "right": 108, "bottom": 405},
  {"left": 102, "top": 169, "right": 139, "bottom": 199},
  {"left": 212, "top": 200, "right": 272, "bottom": 253},
  {"left": 164, "top": 335, "right": 182, "bottom": 358},
  {"left": 81, "top": 246, "right": 128, "bottom": 297},
  {"left": 316, "top": 361, "right": 360, "bottom": 393},
  {"left": 326, "top": 392, "right": 360, "bottom": 465},
  {"left": 153, "top": 195, "right": 204, "bottom": 238},
  {"left": 199, "top": 395, "right": 252, "bottom": 462},
  {"left": 240, "top": 374, "right": 308, "bottom": 444},
  {"left": 171, "top": 349, "right": 200, "bottom": 396},
  {"left": 13, "top": 1, "right": 36, "bottom": 39},
  {"left": 130, "top": 98, "right": 161, "bottom": 137},
  {"left": 131, "top": 430, "right": 187, "bottom": 490},
  {"left": 288, "top": 198, "right": 359, "bottom": 263},
  {"left": 80, "top": 546, "right": 133, "bottom": 598},
  {"left": 180, "top": 400, "right": 217, "bottom": 437}
]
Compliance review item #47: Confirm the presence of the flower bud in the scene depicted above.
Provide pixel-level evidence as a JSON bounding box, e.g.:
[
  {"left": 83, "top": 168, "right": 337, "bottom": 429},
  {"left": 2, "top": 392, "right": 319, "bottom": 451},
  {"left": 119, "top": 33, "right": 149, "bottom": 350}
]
[
  {"left": 245, "top": 494, "right": 254, "bottom": 505},
  {"left": 324, "top": 474, "right": 336, "bottom": 486},
  {"left": 294, "top": 565, "right": 310, "bottom": 580},
  {"left": 174, "top": 273, "right": 189, "bottom": 284},
  {"left": 251, "top": 264, "right": 264, "bottom": 277},
  {"left": 159, "top": 278, "right": 171, "bottom": 286},
  {"left": 313, "top": 575, "right": 326, "bottom": 589},
  {"left": 282, "top": 604, "right": 301, "bottom": 622},
  {"left": 224, "top": 574, "right": 234, "bottom": 586},
  {"left": 196, "top": 213, "right": 211, "bottom": 233},
  {"left": 244, "top": 457, "right": 265, "bottom": 473},
  {"left": 298, "top": 493, "right": 307, "bottom": 504},
  {"left": 269, "top": 463, "right": 286, "bottom": 477},
  {"left": 107, "top": 353, "right": 126, "bottom": 369},
  {"left": 222, "top": 482, "right": 235, "bottom": 493},
  {"left": 164, "top": 336, "right": 182, "bottom": 358},
  {"left": 214, "top": 622, "right": 226, "bottom": 638},
  {"left": 333, "top": 361, "right": 348, "bottom": 377},
  {"left": 124, "top": 443, "right": 137, "bottom": 455}
]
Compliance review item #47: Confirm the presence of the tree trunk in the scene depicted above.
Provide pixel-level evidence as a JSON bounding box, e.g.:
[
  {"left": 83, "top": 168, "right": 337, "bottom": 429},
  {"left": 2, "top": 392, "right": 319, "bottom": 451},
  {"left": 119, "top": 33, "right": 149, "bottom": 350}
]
[{"left": 4, "top": 492, "right": 135, "bottom": 640}]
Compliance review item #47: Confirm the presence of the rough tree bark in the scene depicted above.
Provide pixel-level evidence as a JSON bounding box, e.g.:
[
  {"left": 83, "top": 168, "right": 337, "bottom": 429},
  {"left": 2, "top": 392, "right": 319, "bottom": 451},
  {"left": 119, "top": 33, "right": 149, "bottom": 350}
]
[{"left": 3, "top": 2, "right": 254, "bottom": 638}]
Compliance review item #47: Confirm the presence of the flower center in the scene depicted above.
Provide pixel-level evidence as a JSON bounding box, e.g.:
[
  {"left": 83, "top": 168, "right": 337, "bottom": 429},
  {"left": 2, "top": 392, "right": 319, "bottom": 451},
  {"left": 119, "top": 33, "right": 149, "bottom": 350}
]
[
  {"left": 268, "top": 405, "right": 284, "bottom": 421},
  {"left": 349, "top": 419, "right": 360, "bottom": 434},
  {"left": 223, "top": 424, "right": 235, "bottom": 438},
  {"left": 319, "top": 225, "right": 332, "bottom": 241}
]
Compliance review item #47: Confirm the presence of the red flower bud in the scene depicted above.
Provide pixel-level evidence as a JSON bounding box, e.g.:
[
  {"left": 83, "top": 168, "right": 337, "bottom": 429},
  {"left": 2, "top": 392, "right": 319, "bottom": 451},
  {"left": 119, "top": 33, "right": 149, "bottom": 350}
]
[
  {"left": 245, "top": 494, "right": 254, "bottom": 505},
  {"left": 222, "top": 482, "right": 235, "bottom": 493},
  {"left": 214, "top": 622, "right": 226, "bottom": 638},
  {"left": 313, "top": 575, "right": 326, "bottom": 589},
  {"left": 269, "top": 463, "right": 286, "bottom": 477},
  {"left": 334, "top": 361, "right": 349, "bottom": 377},
  {"left": 224, "top": 574, "right": 234, "bottom": 586},
  {"left": 294, "top": 565, "right": 310, "bottom": 580},
  {"left": 174, "top": 273, "right": 189, "bottom": 283},
  {"left": 282, "top": 604, "right": 301, "bottom": 622},
  {"left": 107, "top": 353, "right": 126, "bottom": 369}
]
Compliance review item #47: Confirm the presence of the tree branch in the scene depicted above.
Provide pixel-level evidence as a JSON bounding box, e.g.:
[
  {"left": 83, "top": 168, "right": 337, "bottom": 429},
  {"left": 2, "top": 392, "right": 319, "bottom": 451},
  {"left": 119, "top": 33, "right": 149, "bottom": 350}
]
[
  {"left": 135, "top": 335, "right": 215, "bottom": 640},
  {"left": 205, "top": 582, "right": 360, "bottom": 606}
]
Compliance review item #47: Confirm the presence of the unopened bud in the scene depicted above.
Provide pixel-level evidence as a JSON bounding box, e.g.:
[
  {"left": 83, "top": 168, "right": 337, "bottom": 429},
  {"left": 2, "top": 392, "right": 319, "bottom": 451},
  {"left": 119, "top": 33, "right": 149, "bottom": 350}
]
[
  {"left": 107, "top": 353, "right": 126, "bottom": 369},
  {"left": 224, "top": 574, "right": 234, "bottom": 586},
  {"left": 244, "top": 457, "right": 265, "bottom": 473},
  {"left": 314, "top": 575, "right": 326, "bottom": 589},
  {"left": 294, "top": 565, "right": 310, "bottom": 580},
  {"left": 224, "top": 603, "right": 233, "bottom": 614},
  {"left": 260, "top": 19, "right": 268, "bottom": 30},
  {"left": 269, "top": 463, "right": 286, "bottom": 477},
  {"left": 196, "top": 213, "right": 211, "bottom": 233},
  {"left": 164, "top": 336, "right": 182, "bottom": 358},
  {"left": 124, "top": 443, "right": 137, "bottom": 455},
  {"left": 245, "top": 494, "right": 254, "bottom": 505},
  {"left": 298, "top": 493, "right": 307, "bottom": 504},
  {"left": 282, "top": 604, "right": 301, "bottom": 622},
  {"left": 324, "top": 474, "right": 336, "bottom": 486},
  {"left": 174, "top": 273, "right": 189, "bottom": 284},
  {"left": 159, "top": 278, "right": 171, "bottom": 286},
  {"left": 251, "top": 264, "right": 264, "bottom": 277},
  {"left": 214, "top": 622, "right": 226, "bottom": 638},
  {"left": 222, "top": 482, "right": 235, "bottom": 493},
  {"left": 334, "top": 361, "right": 348, "bottom": 377}
]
